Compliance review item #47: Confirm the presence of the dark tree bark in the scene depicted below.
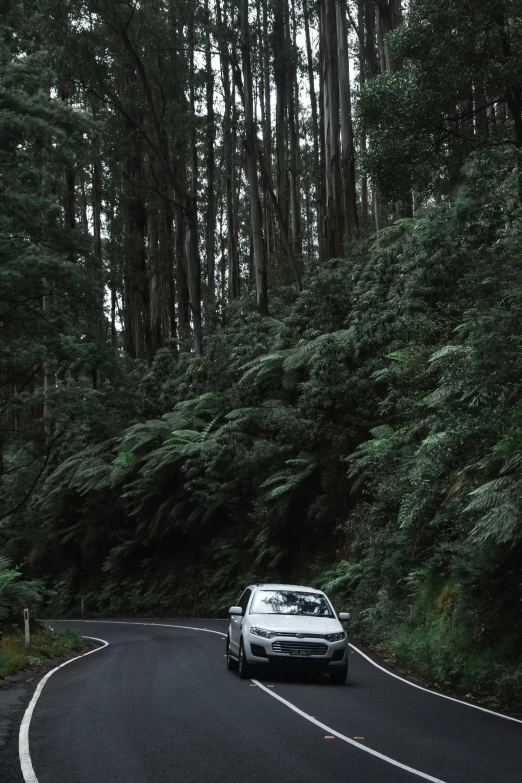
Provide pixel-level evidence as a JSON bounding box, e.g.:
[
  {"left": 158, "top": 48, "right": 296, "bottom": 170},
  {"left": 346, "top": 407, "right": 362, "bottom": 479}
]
[
  {"left": 160, "top": 182, "right": 177, "bottom": 348},
  {"left": 321, "top": 0, "right": 344, "bottom": 258},
  {"left": 122, "top": 126, "right": 151, "bottom": 365},
  {"left": 89, "top": 0, "right": 204, "bottom": 353},
  {"left": 240, "top": 0, "right": 267, "bottom": 314},
  {"left": 218, "top": 0, "right": 240, "bottom": 302},
  {"left": 187, "top": 22, "right": 203, "bottom": 355},
  {"left": 261, "top": 0, "right": 276, "bottom": 260},
  {"left": 272, "top": 0, "right": 289, "bottom": 243},
  {"left": 375, "top": 0, "right": 411, "bottom": 219},
  {"left": 288, "top": 0, "right": 302, "bottom": 254},
  {"left": 376, "top": 0, "right": 402, "bottom": 74},
  {"left": 90, "top": 99, "right": 104, "bottom": 341},
  {"left": 357, "top": 0, "right": 369, "bottom": 226},
  {"left": 205, "top": 0, "right": 217, "bottom": 307},
  {"left": 303, "top": 0, "right": 325, "bottom": 257},
  {"left": 337, "top": 0, "right": 359, "bottom": 238},
  {"left": 175, "top": 167, "right": 191, "bottom": 343}
]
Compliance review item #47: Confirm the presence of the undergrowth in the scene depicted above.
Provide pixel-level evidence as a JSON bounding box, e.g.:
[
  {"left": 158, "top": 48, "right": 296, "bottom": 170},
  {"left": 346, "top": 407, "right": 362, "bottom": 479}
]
[{"left": 0, "top": 628, "right": 91, "bottom": 678}]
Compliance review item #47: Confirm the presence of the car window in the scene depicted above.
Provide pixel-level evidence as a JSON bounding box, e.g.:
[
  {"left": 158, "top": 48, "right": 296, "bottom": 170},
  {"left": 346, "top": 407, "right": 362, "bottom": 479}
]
[
  {"left": 250, "top": 590, "right": 333, "bottom": 617},
  {"left": 237, "top": 589, "right": 252, "bottom": 612}
]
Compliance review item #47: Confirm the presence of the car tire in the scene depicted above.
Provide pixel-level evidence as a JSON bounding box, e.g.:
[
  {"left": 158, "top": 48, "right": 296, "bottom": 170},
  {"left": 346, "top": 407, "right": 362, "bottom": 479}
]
[
  {"left": 330, "top": 664, "right": 348, "bottom": 685},
  {"left": 238, "top": 640, "right": 253, "bottom": 679},
  {"left": 226, "top": 637, "right": 238, "bottom": 671}
]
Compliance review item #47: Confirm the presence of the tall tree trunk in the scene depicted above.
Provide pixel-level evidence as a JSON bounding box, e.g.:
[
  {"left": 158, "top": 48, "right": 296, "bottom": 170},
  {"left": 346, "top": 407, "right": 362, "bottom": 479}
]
[
  {"left": 149, "top": 198, "right": 163, "bottom": 356},
  {"left": 122, "top": 134, "right": 150, "bottom": 363},
  {"left": 321, "top": 0, "right": 344, "bottom": 258},
  {"left": 261, "top": 0, "right": 275, "bottom": 260},
  {"left": 288, "top": 0, "right": 302, "bottom": 254},
  {"left": 357, "top": 0, "right": 368, "bottom": 226},
  {"left": 376, "top": 0, "right": 402, "bottom": 73},
  {"left": 232, "top": 39, "right": 302, "bottom": 292},
  {"left": 318, "top": 10, "right": 327, "bottom": 255},
  {"left": 240, "top": 0, "right": 267, "bottom": 314},
  {"left": 106, "top": 198, "right": 118, "bottom": 344},
  {"left": 360, "top": 0, "right": 381, "bottom": 231},
  {"left": 175, "top": 176, "right": 191, "bottom": 344},
  {"left": 303, "top": 0, "right": 324, "bottom": 257},
  {"left": 42, "top": 279, "right": 54, "bottom": 439},
  {"left": 91, "top": 99, "right": 104, "bottom": 335},
  {"left": 474, "top": 85, "right": 489, "bottom": 139},
  {"left": 256, "top": 145, "right": 303, "bottom": 292},
  {"left": 185, "top": 217, "right": 202, "bottom": 355},
  {"left": 376, "top": 0, "right": 411, "bottom": 219},
  {"left": 272, "top": 0, "right": 288, "bottom": 245},
  {"left": 337, "top": 0, "right": 359, "bottom": 238},
  {"left": 160, "top": 184, "right": 177, "bottom": 348},
  {"left": 218, "top": 0, "right": 240, "bottom": 301},
  {"left": 205, "top": 0, "right": 217, "bottom": 307},
  {"left": 188, "top": 22, "right": 203, "bottom": 354}
]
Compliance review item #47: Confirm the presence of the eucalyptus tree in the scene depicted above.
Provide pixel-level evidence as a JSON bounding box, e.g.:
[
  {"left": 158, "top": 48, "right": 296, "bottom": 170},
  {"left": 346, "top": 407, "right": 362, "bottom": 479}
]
[
  {"left": 0, "top": 5, "right": 114, "bottom": 516},
  {"left": 359, "top": 0, "right": 522, "bottom": 204},
  {"left": 48, "top": 0, "right": 205, "bottom": 354},
  {"left": 240, "top": 0, "right": 268, "bottom": 313}
]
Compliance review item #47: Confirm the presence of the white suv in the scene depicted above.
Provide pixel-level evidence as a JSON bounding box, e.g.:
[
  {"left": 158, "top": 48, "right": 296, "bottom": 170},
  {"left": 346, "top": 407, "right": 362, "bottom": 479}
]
[{"left": 226, "top": 583, "right": 350, "bottom": 684}]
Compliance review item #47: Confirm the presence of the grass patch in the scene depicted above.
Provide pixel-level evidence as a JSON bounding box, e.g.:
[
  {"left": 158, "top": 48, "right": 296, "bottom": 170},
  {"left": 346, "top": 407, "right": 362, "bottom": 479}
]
[
  {"left": 388, "top": 622, "right": 522, "bottom": 703},
  {"left": 384, "top": 583, "right": 522, "bottom": 704},
  {"left": 0, "top": 627, "right": 92, "bottom": 678}
]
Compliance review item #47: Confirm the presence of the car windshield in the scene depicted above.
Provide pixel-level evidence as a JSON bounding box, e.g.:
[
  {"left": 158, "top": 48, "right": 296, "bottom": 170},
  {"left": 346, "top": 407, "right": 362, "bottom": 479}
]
[{"left": 250, "top": 590, "right": 334, "bottom": 617}]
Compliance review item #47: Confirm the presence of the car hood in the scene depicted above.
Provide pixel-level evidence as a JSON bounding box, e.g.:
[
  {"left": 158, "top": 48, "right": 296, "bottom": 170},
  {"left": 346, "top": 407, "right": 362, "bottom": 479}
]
[{"left": 248, "top": 614, "right": 342, "bottom": 634}]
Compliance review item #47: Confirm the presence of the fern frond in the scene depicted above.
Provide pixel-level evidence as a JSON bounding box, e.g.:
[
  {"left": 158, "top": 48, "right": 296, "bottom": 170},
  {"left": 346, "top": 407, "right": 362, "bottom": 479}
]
[
  {"left": 369, "top": 424, "right": 395, "bottom": 440},
  {"left": 239, "top": 351, "right": 289, "bottom": 384}
]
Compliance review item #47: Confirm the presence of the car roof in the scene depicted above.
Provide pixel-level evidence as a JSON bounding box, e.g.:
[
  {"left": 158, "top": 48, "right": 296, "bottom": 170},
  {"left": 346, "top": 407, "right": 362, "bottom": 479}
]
[{"left": 249, "top": 583, "right": 324, "bottom": 594}]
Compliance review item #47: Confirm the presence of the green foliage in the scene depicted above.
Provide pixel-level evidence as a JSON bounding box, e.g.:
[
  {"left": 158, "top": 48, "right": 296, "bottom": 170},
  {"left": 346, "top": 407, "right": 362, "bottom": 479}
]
[
  {"left": 0, "top": 555, "right": 48, "bottom": 621},
  {"left": 3, "top": 0, "right": 522, "bottom": 706},
  {"left": 359, "top": 2, "right": 522, "bottom": 200}
]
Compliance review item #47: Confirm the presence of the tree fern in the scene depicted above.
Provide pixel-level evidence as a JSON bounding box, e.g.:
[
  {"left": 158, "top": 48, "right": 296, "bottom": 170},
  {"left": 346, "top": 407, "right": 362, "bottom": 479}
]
[{"left": 259, "top": 454, "right": 316, "bottom": 501}]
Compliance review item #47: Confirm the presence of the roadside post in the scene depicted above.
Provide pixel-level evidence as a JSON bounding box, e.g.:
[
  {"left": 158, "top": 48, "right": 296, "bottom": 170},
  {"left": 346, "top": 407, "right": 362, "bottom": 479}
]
[{"left": 24, "top": 608, "right": 30, "bottom": 645}]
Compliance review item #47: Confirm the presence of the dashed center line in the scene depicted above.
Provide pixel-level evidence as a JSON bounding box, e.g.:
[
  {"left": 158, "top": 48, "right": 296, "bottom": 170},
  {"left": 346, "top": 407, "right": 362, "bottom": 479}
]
[{"left": 251, "top": 678, "right": 447, "bottom": 782}]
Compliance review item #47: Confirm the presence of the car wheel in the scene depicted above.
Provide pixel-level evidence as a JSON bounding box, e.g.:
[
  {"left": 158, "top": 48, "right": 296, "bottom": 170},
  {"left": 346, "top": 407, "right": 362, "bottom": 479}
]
[
  {"left": 226, "top": 637, "right": 238, "bottom": 671},
  {"left": 330, "top": 664, "right": 348, "bottom": 685},
  {"left": 238, "top": 640, "right": 252, "bottom": 680}
]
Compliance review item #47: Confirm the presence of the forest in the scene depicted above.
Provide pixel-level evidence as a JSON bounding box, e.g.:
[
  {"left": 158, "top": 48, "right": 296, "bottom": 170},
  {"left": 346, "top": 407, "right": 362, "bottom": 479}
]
[{"left": 1, "top": 0, "right": 522, "bottom": 701}]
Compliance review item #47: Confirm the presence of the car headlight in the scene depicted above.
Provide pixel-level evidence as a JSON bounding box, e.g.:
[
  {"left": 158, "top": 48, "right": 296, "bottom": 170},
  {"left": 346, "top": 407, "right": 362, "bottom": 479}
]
[
  {"left": 325, "top": 632, "right": 346, "bottom": 642},
  {"left": 250, "top": 627, "right": 275, "bottom": 639}
]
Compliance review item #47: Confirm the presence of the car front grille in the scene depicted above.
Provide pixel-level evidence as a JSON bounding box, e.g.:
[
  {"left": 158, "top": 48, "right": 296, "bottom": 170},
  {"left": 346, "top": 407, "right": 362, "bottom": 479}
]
[
  {"left": 272, "top": 641, "right": 328, "bottom": 655},
  {"left": 272, "top": 632, "right": 327, "bottom": 639}
]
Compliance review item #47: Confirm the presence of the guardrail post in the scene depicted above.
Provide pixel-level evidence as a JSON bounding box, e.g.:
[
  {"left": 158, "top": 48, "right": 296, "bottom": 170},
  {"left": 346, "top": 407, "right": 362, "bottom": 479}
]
[{"left": 24, "top": 608, "right": 30, "bottom": 645}]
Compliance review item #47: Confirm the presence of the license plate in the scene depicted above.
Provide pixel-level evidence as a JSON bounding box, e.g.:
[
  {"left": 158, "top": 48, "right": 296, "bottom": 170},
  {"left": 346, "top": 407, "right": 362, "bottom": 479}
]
[{"left": 290, "top": 649, "right": 310, "bottom": 656}]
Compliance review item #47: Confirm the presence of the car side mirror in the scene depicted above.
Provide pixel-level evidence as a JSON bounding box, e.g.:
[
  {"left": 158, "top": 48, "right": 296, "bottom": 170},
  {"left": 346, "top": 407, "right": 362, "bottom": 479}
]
[
  {"left": 229, "top": 606, "right": 243, "bottom": 616},
  {"left": 338, "top": 612, "right": 350, "bottom": 622}
]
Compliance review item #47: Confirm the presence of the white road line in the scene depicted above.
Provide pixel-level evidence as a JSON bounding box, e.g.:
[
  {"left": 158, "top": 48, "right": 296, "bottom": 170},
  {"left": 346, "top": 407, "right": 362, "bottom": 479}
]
[
  {"left": 348, "top": 643, "right": 522, "bottom": 725},
  {"left": 47, "top": 621, "right": 522, "bottom": 725},
  {"left": 19, "top": 636, "right": 109, "bottom": 783},
  {"left": 251, "top": 678, "right": 446, "bottom": 782},
  {"left": 70, "top": 619, "right": 227, "bottom": 636},
  {"left": 52, "top": 621, "right": 522, "bottom": 724},
  {"left": 30, "top": 620, "right": 518, "bottom": 783},
  {"left": 46, "top": 622, "right": 446, "bottom": 780}
]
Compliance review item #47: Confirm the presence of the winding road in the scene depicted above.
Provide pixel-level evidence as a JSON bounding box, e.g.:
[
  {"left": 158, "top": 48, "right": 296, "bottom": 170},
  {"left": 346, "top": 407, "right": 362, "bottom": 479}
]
[{"left": 15, "top": 619, "right": 522, "bottom": 783}]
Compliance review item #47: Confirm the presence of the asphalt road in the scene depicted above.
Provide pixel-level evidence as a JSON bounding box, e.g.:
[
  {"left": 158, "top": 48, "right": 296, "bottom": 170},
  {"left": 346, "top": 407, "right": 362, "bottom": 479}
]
[{"left": 15, "top": 619, "right": 522, "bottom": 783}]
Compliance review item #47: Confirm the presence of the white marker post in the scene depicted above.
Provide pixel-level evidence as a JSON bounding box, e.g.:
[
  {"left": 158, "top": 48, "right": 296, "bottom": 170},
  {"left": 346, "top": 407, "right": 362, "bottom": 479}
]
[{"left": 24, "top": 608, "right": 30, "bottom": 646}]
